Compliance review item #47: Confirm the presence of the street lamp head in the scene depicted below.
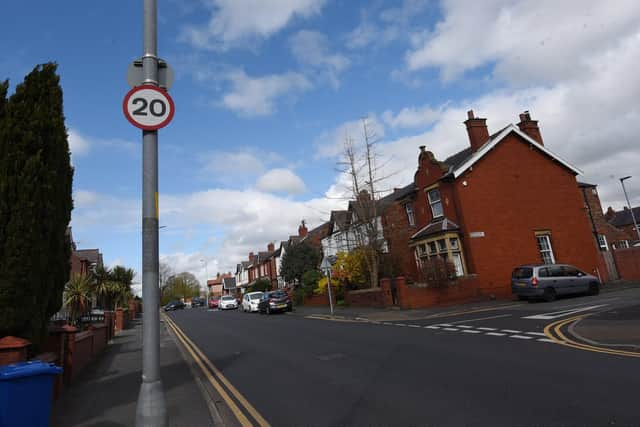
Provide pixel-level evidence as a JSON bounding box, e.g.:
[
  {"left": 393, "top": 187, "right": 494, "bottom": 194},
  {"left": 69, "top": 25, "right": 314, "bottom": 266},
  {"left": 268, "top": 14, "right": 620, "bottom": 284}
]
[{"left": 620, "top": 176, "right": 632, "bottom": 182}]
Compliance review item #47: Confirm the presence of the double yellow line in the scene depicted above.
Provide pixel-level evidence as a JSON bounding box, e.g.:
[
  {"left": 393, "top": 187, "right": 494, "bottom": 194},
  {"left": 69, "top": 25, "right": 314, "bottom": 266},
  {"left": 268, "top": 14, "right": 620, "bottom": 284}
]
[
  {"left": 163, "top": 314, "right": 271, "bottom": 427},
  {"left": 544, "top": 315, "right": 640, "bottom": 358}
]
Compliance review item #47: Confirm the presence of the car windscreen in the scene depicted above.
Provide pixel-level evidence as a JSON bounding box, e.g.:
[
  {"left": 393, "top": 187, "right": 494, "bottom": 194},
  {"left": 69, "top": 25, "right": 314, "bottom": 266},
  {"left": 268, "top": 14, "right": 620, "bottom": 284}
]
[
  {"left": 221, "top": 296, "right": 235, "bottom": 300},
  {"left": 250, "top": 294, "right": 262, "bottom": 300},
  {"left": 512, "top": 267, "right": 533, "bottom": 279},
  {"left": 270, "top": 292, "right": 287, "bottom": 298}
]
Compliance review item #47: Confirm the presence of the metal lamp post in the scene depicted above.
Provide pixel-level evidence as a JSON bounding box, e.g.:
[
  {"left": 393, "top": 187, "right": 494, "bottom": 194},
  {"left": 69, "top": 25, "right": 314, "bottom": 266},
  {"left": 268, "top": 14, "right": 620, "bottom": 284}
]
[
  {"left": 320, "top": 257, "right": 334, "bottom": 316},
  {"left": 619, "top": 176, "right": 640, "bottom": 242},
  {"left": 201, "top": 259, "right": 209, "bottom": 302}
]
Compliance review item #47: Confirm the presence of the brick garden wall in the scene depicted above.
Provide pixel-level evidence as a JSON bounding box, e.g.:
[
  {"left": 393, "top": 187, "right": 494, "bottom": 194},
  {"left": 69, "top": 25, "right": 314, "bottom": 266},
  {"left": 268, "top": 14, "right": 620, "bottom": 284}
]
[{"left": 613, "top": 247, "right": 640, "bottom": 280}]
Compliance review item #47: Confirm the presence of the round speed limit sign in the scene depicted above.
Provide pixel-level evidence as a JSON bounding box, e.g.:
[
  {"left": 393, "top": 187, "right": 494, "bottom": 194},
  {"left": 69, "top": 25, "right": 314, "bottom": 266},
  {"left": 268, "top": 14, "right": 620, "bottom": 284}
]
[{"left": 123, "top": 85, "right": 175, "bottom": 130}]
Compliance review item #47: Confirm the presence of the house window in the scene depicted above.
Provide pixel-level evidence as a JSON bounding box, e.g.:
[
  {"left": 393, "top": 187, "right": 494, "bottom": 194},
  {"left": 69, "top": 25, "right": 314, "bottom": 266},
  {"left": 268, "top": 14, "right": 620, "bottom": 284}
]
[
  {"left": 597, "top": 235, "right": 608, "bottom": 251},
  {"left": 427, "top": 188, "right": 443, "bottom": 218},
  {"left": 405, "top": 203, "right": 415, "bottom": 226},
  {"left": 414, "top": 233, "right": 465, "bottom": 277},
  {"left": 615, "top": 240, "right": 629, "bottom": 249},
  {"left": 536, "top": 235, "right": 556, "bottom": 264}
]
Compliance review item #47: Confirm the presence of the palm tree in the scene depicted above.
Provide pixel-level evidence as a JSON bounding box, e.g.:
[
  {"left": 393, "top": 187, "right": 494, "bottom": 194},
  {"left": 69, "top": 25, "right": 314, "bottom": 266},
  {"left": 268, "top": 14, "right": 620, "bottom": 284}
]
[
  {"left": 64, "top": 273, "right": 92, "bottom": 326},
  {"left": 111, "top": 266, "right": 135, "bottom": 309},
  {"left": 92, "top": 265, "right": 112, "bottom": 309}
]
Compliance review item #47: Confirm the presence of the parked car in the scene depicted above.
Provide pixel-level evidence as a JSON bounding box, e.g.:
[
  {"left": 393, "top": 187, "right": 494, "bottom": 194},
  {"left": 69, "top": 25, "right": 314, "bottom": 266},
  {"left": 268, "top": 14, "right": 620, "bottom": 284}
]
[
  {"left": 242, "top": 291, "right": 263, "bottom": 312},
  {"left": 258, "top": 290, "right": 292, "bottom": 314},
  {"left": 191, "top": 297, "right": 205, "bottom": 307},
  {"left": 164, "top": 300, "right": 185, "bottom": 311},
  {"left": 219, "top": 295, "right": 238, "bottom": 310},
  {"left": 511, "top": 264, "right": 600, "bottom": 302},
  {"left": 208, "top": 297, "right": 220, "bottom": 309}
]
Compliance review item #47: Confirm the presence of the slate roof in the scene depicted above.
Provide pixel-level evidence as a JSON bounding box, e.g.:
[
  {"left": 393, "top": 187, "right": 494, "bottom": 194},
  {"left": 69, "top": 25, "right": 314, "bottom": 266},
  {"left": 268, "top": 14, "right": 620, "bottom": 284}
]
[
  {"left": 74, "top": 249, "right": 103, "bottom": 267},
  {"left": 608, "top": 207, "right": 640, "bottom": 227},
  {"left": 410, "top": 217, "right": 460, "bottom": 241}
]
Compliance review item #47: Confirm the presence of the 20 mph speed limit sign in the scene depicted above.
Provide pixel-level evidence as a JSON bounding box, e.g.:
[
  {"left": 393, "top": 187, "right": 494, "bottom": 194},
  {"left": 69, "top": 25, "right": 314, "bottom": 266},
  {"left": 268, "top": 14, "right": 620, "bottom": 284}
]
[{"left": 123, "top": 85, "right": 175, "bottom": 130}]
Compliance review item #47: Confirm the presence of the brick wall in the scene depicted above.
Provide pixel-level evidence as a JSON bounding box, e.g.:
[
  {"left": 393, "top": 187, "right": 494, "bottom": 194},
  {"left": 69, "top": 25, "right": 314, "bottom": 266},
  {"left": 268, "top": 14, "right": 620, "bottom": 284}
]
[
  {"left": 382, "top": 202, "right": 418, "bottom": 280},
  {"left": 452, "top": 133, "right": 600, "bottom": 294},
  {"left": 345, "top": 288, "right": 388, "bottom": 307},
  {"left": 72, "top": 331, "right": 94, "bottom": 379},
  {"left": 396, "top": 276, "right": 493, "bottom": 309},
  {"left": 613, "top": 247, "right": 640, "bottom": 280},
  {"left": 304, "top": 292, "right": 336, "bottom": 307}
]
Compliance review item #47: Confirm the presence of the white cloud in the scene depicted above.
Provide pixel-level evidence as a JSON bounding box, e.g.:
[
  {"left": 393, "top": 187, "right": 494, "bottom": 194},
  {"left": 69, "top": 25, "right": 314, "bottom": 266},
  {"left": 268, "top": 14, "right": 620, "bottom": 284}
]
[
  {"left": 314, "top": 115, "right": 385, "bottom": 159},
  {"left": 181, "top": 0, "right": 326, "bottom": 50},
  {"left": 406, "top": 0, "right": 640, "bottom": 83},
  {"left": 202, "top": 149, "right": 267, "bottom": 175},
  {"left": 382, "top": 104, "right": 445, "bottom": 129},
  {"left": 290, "top": 30, "right": 350, "bottom": 88},
  {"left": 68, "top": 129, "right": 90, "bottom": 157},
  {"left": 221, "top": 70, "right": 312, "bottom": 116},
  {"left": 74, "top": 190, "right": 98, "bottom": 207},
  {"left": 256, "top": 168, "right": 306, "bottom": 194}
]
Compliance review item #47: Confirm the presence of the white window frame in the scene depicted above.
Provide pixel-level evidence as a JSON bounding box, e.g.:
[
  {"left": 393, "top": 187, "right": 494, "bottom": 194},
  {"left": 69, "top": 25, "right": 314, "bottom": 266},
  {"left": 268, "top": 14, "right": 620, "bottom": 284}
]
[
  {"left": 405, "top": 203, "right": 415, "bottom": 226},
  {"left": 536, "top": 235, "right": 556, "bottom": 264},
  {"left": 616, "top": 240, "right": 629, "bottom": 249},
  {"left": 427, "top": 189, "right": 443, "bottom": 219},
  {"left": 597, "top": 234, "right": 608, "bottom": 251}
]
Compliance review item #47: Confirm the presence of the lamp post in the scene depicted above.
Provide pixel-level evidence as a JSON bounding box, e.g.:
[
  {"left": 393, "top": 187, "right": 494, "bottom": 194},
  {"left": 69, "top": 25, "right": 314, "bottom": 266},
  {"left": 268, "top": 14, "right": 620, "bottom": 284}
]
[
  {"left": 200, "top": 259, "right": 209, "bottom": 301},
  {"left": 320, "top": 257, "right": 334, "bottom": 316},
  {"left": 619, "top": 176, "right": 640, "bottom": 242}
]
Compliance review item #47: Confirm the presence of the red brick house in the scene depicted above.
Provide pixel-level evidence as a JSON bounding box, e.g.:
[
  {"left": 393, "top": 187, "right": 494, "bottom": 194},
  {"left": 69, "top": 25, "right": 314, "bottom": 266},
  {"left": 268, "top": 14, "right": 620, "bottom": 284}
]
[
  {"left": 605, "top": 206, "right": 640, "bottom": 245},
  {"left": 389, "top": 110, "right": 601, "bottom": 298}
]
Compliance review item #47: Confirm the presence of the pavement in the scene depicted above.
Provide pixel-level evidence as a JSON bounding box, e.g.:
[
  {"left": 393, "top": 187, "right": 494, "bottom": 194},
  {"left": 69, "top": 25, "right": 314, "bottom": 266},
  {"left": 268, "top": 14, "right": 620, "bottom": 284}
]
[{"left": 51, "top": 316, "right": 218, "bottom": 427}]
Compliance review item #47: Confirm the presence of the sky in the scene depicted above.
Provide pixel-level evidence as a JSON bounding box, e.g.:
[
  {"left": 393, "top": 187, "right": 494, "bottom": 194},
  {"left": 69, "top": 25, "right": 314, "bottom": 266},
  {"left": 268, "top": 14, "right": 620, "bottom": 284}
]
[{"left": 3, "top": 0, "right": 640, "bottom": 295}]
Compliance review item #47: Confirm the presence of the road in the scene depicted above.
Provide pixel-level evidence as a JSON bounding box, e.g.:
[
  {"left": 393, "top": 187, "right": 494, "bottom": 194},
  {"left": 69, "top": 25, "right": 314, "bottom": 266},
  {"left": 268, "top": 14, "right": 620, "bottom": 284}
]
[{"left": 166, "top": 289, "right": 640, "bottom": 427}]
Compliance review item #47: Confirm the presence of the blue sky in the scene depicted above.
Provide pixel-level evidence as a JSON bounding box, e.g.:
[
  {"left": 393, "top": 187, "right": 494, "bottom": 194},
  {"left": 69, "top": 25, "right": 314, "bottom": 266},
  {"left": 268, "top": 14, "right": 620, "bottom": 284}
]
[{"left": 3, "top": 1, "right": 640, "bottom": 293}]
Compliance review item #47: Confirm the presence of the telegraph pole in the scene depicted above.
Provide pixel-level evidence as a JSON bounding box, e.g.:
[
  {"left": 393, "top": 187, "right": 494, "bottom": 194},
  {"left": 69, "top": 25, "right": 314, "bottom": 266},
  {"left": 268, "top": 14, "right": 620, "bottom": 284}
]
[{"left": 135, "top": 0, "right": 167, "bottom": 425}]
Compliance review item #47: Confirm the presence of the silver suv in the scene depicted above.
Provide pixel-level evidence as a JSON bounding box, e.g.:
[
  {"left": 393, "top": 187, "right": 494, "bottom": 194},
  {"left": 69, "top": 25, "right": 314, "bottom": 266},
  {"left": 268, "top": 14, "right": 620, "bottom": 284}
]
[{"left": 511, "top": 264, "right": 600, "bottom": 302}]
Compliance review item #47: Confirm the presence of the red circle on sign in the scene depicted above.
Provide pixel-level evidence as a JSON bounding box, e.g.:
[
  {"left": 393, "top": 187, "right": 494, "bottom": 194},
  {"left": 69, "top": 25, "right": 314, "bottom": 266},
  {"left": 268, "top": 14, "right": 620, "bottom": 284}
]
[{"left": 123, "top": 84, "right": 175, "bottom": 131}]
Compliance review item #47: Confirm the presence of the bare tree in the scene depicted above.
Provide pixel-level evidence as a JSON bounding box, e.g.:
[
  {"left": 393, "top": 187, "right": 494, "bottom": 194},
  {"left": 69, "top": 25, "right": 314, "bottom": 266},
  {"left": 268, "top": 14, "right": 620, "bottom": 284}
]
[
  {"left": 159, "top": 262, "right": 173, "bottom": 302},
  {"left": 336, "top": 117, "right": 391, "bottom": 288}
]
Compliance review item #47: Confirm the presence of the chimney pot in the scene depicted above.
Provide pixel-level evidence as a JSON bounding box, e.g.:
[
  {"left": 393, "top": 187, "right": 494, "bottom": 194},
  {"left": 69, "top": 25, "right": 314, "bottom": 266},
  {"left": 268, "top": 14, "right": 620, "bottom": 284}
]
[
  {"left": 517, "top": 110, "right": 544, "bottom": 145},
  {"left": 467, "top": 110, "right": 475, "bottom": 119},
  {"left": 419, "top": 145, "right": 426, "bottom": 153}
]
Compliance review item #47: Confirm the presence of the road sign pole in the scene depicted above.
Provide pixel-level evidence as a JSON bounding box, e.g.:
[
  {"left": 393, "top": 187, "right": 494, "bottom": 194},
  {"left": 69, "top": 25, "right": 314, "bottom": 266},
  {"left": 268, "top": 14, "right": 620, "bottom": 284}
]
[{"left": 135, "top": 0, "right": 167, "bottom": 425}]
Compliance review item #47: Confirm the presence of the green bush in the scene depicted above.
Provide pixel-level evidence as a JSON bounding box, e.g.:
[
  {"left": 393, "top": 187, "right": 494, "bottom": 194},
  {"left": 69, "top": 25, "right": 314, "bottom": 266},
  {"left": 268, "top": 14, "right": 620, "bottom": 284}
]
[
  {"left": 248, "top": 278, "right": 272, "bottom": 293},
  {"left": 293, "top": 288, "right": 305, "bottom": 306},
  {"left": 302, "top": 270, "right": 322, "bottom": 296}
]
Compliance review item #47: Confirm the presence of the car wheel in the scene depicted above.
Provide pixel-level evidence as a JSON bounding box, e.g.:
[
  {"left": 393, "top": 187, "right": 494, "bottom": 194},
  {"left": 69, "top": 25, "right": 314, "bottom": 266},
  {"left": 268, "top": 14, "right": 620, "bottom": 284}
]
[
  {"left": 588, "top": 282, "right": 600, "bottom": 296},
  {"left": 543, "top": 287, "right": 556, "bottom": 302}
]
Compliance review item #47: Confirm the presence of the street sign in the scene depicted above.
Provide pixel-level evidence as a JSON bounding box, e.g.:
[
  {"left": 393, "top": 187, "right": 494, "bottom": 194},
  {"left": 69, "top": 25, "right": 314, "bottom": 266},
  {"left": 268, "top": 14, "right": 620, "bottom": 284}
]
[
  {"left": 126, "top": 58, "right": 174, "bottom": 89},
  {"left": 123, "top": 85, "right": 175, "bottom": 130}
]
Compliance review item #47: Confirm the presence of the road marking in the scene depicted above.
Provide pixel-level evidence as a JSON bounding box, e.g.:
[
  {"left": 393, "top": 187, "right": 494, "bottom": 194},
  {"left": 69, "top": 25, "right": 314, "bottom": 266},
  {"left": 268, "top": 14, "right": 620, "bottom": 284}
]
[
  {"left": 425, "top": 326, "right": 440, "bottom": 329},
  {"left": 462, "top": 330, "right": 482, "bottom": 334},
  {"left": 544, "top": 315, "right": 640, "bottom": 358},
  {"left": 486, "top": 332, "right": 506, "bottom": 336},
  {"left": 445, "top": 314, "right": 512, "bottom": 325},
  {"left": 439, "top": 323, "right": 453, "bottom": 327},
  {"left": 509, "top": 335, "right": 533, "bottom": 340},
  {"left": 408, "top": 324, "right": 421, "bottom": 328},
  {"left": 457, "top": 325, "right": 473, "bottom": 329},
  {"left": 501, "top": 329, "right": 521, "bottom": 334},
  {"left": 442, "top": 327, "right": 459, "bottom": 331},
  {"left": 537, "top": 338, "right": 557, "bottom": 343},
  {"left": 526, "top": 332, "right": 547, "bottom": 337},
  {"left": 164, "top": 315, "right": 271, "bottom": 427},
  {"left": 477, "top": 327, "right": 497, "bottom": 331},
  {"left": 523, "top": 304, "right": 608, "bottom": 320},
  {"left": 395, "top": 323, "right": 407, "bottom": 327}
]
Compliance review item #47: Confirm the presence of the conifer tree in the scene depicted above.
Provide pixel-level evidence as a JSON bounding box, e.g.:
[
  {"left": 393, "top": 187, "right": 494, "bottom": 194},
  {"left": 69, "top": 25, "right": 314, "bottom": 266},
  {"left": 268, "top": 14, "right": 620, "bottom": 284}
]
[{"left": 0, "top": 63, "right": 73, "bottom": 349}]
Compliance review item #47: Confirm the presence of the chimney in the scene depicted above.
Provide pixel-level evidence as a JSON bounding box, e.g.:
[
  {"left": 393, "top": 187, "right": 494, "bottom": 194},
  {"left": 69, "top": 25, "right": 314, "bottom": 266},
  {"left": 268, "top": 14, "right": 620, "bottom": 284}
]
[
  {"left": 605, "top": 206, "right": 616, "bottom": 221},
  {"left": 249, "top": 252, "right": 254, "bottom": 263},
  {"left": 216, "top": 272, "right": 220, "bottom": 278},
  {"left": 267, "top": 242, "right": 275, "bottom": 252},
  {"left": 517, "top": 110, "right": 544, "bottom": 146},
  {"left": 464, "top": 110, "right": 490, "bottom": 152},
  {"left": 298, "top": 220, "right": 308, "bottom": 237}
]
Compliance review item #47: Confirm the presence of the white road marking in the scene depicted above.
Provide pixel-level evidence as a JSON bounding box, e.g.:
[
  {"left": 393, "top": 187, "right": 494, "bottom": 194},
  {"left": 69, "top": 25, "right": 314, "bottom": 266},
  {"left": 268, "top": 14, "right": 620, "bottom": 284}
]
[
  {"left": 439, "top": 324, "right": 453, "bottom": 327},
  {"left": 408, "top": 325, "right": 421, "bottom": 328},
  {"left": 425, "top": 326, "right": 440, "bottom": 329},
  {"left": 509, "top": 335, "right": 533, "bottom": 340},
  {"left": 443, "top": 327, "right": 459, "bottom": 331},
  {"left": 486, "top": 332, "right": 506, "bottom": 336},
  {"left": 477, "top": 327, "right": 497, "bottom": 331},
  {"left": 462, "top": 330, "right": 482, "bottom": 334},
  {"left": 523, "top": 304, "right": 608, "bottom": 320},
  {"left": 526, "top": 332, "right": 547, "bottom": 337},
  {"left": 445, "top": 314, "right": 512, "bottom": 325},
  {"left": 501, "top": 329, "right": 521, "bottom": 334},
  {"left": 537, "top": 338, "right": 557, "bottom": 343},
  {"left": 395, "top": 324, "right": 407, "bottom": 327},
  {"left": 457, "top": 325, "right": 473, "bottom": 329}
]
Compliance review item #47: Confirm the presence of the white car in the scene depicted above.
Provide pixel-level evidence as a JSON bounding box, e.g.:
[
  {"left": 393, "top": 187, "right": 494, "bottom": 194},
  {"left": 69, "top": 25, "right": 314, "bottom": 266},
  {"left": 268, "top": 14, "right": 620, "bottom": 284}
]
[
  {"left": 242, "top": 292, "right": 263, "bottom": 312},
  {"left": 218, "top": 295, "right": 238, "bottom": 310}
]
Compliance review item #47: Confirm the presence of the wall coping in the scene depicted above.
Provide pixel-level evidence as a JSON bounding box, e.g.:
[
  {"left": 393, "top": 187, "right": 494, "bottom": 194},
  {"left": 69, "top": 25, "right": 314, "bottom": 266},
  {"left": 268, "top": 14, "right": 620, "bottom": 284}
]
[
  {"left": 0, "top": 336, "right": 30, "bottom": 350},
  {"left": 75, "top": 331, "right": 94, "bottom": 341},
  {"left": 347, "top": 288, "right": 384, "bottom": 295}
]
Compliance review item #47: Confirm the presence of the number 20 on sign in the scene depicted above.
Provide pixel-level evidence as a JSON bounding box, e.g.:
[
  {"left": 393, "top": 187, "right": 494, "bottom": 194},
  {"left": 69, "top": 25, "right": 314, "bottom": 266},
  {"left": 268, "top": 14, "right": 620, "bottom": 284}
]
[{"left": 123, "top": 85, "right": 175, "bottom": 130}]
